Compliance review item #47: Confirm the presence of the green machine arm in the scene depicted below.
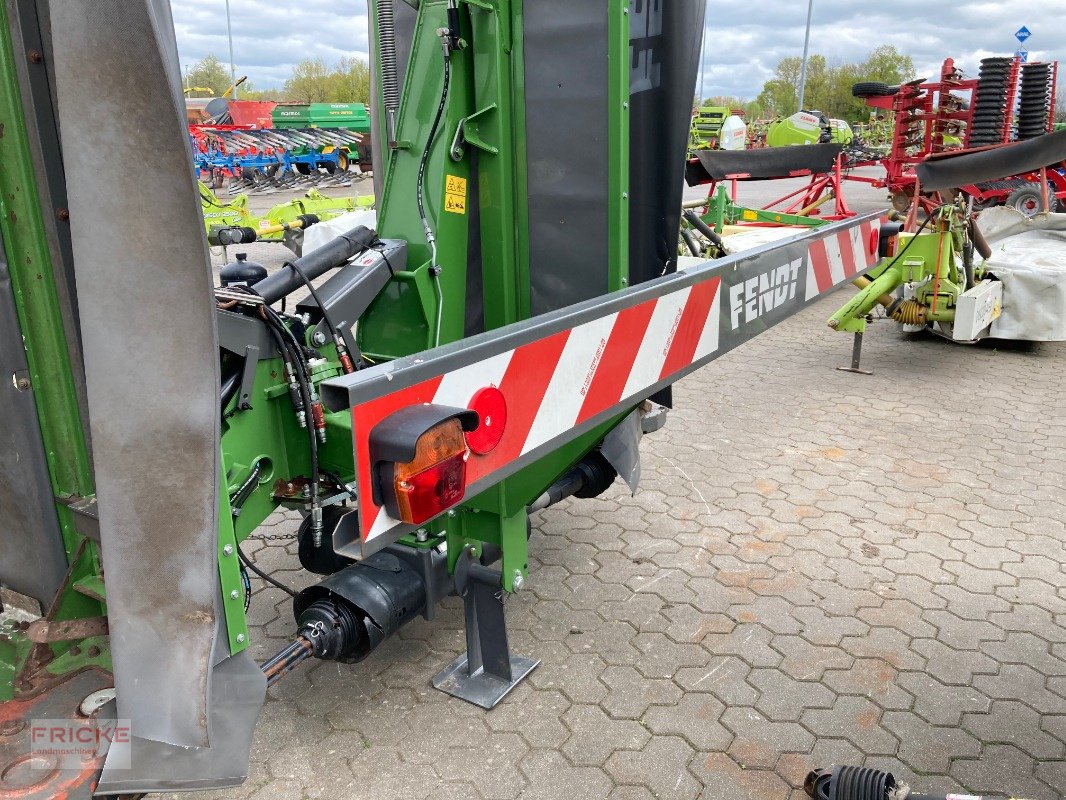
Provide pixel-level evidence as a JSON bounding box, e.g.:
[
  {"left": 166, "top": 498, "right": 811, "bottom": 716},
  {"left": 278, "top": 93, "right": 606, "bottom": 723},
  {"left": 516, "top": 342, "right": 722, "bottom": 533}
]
[{"left": 828, "top": 206, "right": 968, "bottom": 335}]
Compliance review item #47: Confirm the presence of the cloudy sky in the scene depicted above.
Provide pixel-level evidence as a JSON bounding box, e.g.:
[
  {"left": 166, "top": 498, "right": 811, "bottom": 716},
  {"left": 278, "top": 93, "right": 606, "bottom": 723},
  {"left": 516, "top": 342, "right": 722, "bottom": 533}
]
[{"left": 172, "top": 0, "right": 1065, "bottom": 99}]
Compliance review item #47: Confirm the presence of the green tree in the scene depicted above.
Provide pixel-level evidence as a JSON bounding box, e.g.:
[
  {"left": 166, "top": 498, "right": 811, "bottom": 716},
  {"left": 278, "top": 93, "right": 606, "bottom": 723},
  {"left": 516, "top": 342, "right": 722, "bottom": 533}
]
[
  {"left": 756, "top": 46, "right": 917, "bottom": 123},
  {"left": 757, "top": 56, "right": 802, "bottom": 117},
  {"left": 280, "top": 57, "right": 372, "bottom": 103},
  {"left": 283, "top": 58, "right": 338, "bottom": 102},
  {"left": 335, "top": 57, "right": 372, "bottom": 103},
  {"left": 861, "top": 45, "right": 914, "bottom": 86},
  {"left": 185, "top": 55, "right": 233, "bottom": 96}
]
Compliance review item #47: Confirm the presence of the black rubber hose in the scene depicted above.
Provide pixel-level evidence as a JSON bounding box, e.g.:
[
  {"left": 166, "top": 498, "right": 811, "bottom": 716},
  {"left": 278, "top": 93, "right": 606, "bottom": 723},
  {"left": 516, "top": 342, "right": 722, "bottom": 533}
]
[
  {"left": 255, "top": 226, "right": 377, "bottom": 305},
  {"left": 230, "top": 459, "right": 264, "bottom": 515},
  {"left": 680, "top": 227, "right": 701, "bottom": 257},
  {"left": 682, "top": 209, "right": 726, "bottom": 251},
  {"left": 283, "top": 257, "right": 341, "bottom": 341},
  {"left": 238, "top": 544, "right": 298, "bottom": 598},
  {"left": 265, "top": 307, "right": 320, "bottom": 534}
]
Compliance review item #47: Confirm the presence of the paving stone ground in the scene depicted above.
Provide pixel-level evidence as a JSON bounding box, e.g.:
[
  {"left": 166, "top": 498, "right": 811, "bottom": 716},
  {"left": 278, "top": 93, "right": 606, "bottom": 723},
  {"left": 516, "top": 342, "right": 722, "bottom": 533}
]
[{"left": 174, "top": 289, "right": 1066, "bottom": 800}]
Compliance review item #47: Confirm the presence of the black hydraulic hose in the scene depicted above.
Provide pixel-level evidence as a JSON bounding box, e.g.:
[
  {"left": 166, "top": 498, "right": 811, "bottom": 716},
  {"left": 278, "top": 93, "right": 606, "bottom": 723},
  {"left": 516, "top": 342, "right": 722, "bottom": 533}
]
[
  {"left": 220, "top": 369, "right": 240, "bottom": 409},
  {"left": 284, "top": 257, "right": 341, "bottom": 340},
  {"left": 230, "top": 459, "right": 265, "bottom": 516},
  {"left": 682, "top": 209, "right": 726, "bottom": 251},
  {"left": 254, "top": 226, "right": 377, "bottom": 305},
  {"left": 680, "top": 227, "right": 701, "bottom": 257},
  {"left": 238, "top": 544, "right": 298, "bottom": 598},
  {"left": 416, "top": 57, "right": 451, "bottom": 234},
  {"left": 264, "top": 307, "right": 320, "bottom": 524}
]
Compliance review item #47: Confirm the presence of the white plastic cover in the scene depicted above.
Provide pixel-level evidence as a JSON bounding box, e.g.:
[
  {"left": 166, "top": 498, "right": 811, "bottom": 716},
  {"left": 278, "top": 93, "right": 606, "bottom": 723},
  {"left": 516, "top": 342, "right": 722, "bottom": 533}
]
[
  {"left": 720, "top": 115, "right": 748, "bottom": 151},
  {"left": 977, "top": 207, "right": 1066, "bottom": 341},
  {"left": 302, "top": 209, "right": 378, "bottom": 253}
]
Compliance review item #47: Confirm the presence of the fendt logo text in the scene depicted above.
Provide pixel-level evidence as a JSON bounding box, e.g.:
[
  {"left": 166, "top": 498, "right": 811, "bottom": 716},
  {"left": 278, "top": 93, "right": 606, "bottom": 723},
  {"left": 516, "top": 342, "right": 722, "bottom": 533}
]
[{"left": 728, "top": 258, "right": 803, "bottom": 329}]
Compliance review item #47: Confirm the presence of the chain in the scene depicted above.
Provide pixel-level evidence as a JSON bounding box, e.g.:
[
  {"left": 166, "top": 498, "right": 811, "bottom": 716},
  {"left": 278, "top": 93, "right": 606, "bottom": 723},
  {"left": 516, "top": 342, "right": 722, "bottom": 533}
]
[{"left": 247, "top": 531, "right": 299, "bottom": 542}]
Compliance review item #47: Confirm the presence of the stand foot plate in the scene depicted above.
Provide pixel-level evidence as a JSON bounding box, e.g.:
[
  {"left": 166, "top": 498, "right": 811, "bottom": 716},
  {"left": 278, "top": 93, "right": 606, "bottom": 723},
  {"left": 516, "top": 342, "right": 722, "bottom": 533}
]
[{"left": 432, "top": 653, "right": 539, "bottom": 709}]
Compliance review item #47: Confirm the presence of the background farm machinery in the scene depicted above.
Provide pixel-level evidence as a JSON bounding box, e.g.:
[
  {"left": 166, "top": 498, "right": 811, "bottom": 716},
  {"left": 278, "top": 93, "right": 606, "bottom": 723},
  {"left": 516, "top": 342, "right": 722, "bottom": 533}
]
[
  {"left": 198, "top": 180, "right": 373, "bottom": 254},
  {"left": 190, "top": 125, "right": 368, "bottom": 194},
  {"left": 188, "top": 98, "right": 374, "bottom": 193},
  {"left": 689, "top": 105, "right": 747, "bottom": 151},
  {"left": 849, "top": 56, "right": 1064, "bottom": 214}
]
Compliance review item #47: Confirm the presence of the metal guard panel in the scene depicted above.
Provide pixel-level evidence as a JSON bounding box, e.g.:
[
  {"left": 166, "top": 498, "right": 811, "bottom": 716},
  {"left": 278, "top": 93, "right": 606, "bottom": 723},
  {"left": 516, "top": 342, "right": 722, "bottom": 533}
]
[
  {"left": 322, "top": 213, "right": 883, "bottom": 553},
  {"left": 686, "top": 143, "right": 844, "bottom": 184},
  {"left": 916, "top": 129, "right": 1066, "bottom": 192}
]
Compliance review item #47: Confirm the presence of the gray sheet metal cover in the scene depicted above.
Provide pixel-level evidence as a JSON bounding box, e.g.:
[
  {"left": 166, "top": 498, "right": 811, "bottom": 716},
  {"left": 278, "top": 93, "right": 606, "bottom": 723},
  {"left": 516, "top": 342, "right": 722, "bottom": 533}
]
[{"left": 48, "top": 0, "right": 230, "bottom": 749}]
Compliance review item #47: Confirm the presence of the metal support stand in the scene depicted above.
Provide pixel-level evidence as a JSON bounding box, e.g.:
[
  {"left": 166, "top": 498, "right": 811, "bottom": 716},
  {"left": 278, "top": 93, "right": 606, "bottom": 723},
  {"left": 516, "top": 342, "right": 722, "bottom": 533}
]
[
  {"left": 837, "top": 331, "right": 873, "bottom": 375},
  {"left": 432, "top": 551, "right": 538, "bottom": 708}
]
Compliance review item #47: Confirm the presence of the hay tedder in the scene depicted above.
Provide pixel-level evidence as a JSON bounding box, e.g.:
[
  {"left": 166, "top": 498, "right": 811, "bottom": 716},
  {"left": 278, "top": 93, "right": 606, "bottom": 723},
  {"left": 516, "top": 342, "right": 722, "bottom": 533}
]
[{"left": 4, "top": 1, "right": 1057, "bottom": 798}]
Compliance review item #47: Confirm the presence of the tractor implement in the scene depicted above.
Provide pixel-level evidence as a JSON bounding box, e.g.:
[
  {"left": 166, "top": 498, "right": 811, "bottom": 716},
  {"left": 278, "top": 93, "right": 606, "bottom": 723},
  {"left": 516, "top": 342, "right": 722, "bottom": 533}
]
[
  {"left": 2, "top": 0, "right": 890, "bottom": 794},
  {"left": 827, "top": 129, "right": 1066, "bottom": 368},
  {"left": 850, "top": 57, "right": 1066, "bottom": 215}
]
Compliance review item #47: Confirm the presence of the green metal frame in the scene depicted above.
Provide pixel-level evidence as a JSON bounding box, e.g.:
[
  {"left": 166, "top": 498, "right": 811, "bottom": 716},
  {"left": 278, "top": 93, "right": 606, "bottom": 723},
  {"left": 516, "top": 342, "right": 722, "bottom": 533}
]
[
  {"left": 356, "top": 0, "right": 636, "bottom": 591},
  {"left": 828, "top": 208, "right": 966, "bottom": 334},
  {"left": 0, "top": 1, "right": 106, "bottom": 700},
  {"left": 700, "top": 184, "right": 829, "bottom": 233},
  {"left": 3, "top": 0, "right": 641, "bottom": 703}
]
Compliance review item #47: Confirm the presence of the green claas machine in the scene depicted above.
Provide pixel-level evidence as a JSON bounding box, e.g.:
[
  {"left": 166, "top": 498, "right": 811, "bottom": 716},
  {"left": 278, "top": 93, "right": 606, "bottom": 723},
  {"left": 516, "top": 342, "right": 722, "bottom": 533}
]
[
  {"left": 0, "top": 1, "right": 914, "bottom": 795},
  {"left": 690, "top": 105, "right": 728, "bottom": 149},
  {"left": 826, "top": 129, "right": 1066, "bottom": 372},
  {"left": 198, "top": 181, "right": 373, "bottom": 253},
  {"left": 765, "top": 110, "right": 853, "bottom": 147}
]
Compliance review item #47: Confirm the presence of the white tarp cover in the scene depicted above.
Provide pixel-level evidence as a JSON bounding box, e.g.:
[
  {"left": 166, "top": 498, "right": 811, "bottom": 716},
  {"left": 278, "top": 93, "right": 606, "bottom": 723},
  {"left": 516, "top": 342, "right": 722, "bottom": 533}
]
[
  {"left": 302, "top": 209, "right": 378, "bottom": 253},
  {"left": 977, "top": 207, "right": 1066, "bottom": 341}
]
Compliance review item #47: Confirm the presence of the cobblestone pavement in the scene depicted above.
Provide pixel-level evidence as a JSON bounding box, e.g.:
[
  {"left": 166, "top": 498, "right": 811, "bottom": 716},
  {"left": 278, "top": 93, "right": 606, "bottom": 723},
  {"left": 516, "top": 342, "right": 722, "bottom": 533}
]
[{"left": 175, "top": 292, "right": 1066, "bottom": 800}]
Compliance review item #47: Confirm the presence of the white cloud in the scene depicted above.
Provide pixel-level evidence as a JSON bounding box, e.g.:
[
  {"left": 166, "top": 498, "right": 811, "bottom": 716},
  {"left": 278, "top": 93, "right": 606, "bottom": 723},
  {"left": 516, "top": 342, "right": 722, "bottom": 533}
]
[{"left": 171, "top": 0, "right": 1066, "bottom": 97}]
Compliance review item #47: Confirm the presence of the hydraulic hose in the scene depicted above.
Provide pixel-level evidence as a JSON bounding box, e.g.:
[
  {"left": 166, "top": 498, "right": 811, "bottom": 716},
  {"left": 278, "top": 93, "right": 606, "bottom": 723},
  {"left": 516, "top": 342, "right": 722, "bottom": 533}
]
[
  {"left": 682, "top": 209, "right": 727, "bottom": 252},
  {"left": 254, "top": 226, "right": 377, "bottom": 305}
]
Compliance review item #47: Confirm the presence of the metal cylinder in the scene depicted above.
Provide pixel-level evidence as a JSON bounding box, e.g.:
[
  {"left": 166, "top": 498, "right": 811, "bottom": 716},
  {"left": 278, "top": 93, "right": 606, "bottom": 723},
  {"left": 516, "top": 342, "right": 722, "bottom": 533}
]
[
  {"left": 253, "top": 226, "right": 376, "bottom": 305},
  {"left": 292, "top": 551, "right": 427, "bottom": 663}
]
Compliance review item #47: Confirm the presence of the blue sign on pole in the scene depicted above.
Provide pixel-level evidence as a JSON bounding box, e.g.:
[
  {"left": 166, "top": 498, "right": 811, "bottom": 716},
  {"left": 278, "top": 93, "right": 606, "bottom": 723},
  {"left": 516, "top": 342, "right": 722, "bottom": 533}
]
[
  {"left": 1016, "top": 50, "right": 1028, "bottom": 63},
  {"left": 1015, "top": 26, "right": 1031, "bottom": 43}
]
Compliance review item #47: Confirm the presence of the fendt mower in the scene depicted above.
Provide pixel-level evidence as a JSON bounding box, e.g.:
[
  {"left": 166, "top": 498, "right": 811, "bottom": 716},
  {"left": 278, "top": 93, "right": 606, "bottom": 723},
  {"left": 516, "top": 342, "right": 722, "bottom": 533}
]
[{"left": 0, "top": 1, "right": 893, "bottom": 796}]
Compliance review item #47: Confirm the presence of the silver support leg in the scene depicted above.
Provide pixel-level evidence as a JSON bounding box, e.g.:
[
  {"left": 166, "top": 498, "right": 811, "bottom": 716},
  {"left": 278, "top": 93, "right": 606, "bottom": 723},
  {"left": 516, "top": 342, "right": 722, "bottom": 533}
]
[{"left": 432, "top": 556, "right": 538, "bottom": 708}]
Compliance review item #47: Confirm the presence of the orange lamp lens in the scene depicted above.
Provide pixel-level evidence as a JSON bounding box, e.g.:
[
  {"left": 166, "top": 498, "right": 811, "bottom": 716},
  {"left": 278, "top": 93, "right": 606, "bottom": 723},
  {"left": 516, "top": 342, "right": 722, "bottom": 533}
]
[{"left": 391, "top": 419, "right": 469, "bottom": 524}]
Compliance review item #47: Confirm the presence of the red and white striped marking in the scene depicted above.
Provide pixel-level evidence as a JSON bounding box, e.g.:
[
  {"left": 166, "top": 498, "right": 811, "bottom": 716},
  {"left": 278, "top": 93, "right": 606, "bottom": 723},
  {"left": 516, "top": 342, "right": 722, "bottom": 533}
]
[
  {"left": 352, "top": 277, "right": 723, "bottom": 541},
  {"left": 804, "top": 220, "right": 879, "bottom": 301},
  {"left": 353, "top": 220, "right": 879, "bottom": 543}
]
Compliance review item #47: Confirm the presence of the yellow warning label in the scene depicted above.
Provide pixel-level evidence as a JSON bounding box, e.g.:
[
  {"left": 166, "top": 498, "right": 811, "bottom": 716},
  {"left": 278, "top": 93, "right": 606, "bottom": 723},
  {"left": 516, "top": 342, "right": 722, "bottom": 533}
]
[
  {"left": 445, "top": 175, "right": 467, "bottom": 194},
  {"left": 742, "top": 209, "right": 758, "bottom": 221},
  {"left": 444, "top": 175, "right": 467, "bottom": 215},
  {"left": 445, "top": 193, "right": 467, "bottom": 214},
  {"left": 443, "top": 174, "right": 469, "bottom": 214}
]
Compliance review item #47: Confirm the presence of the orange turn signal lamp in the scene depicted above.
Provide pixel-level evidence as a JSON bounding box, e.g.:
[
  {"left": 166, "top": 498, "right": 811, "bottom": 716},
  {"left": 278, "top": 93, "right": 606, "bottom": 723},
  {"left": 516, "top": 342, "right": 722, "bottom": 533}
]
[{"left": 370, "top": 405, "right": 479, "bottom": 525}]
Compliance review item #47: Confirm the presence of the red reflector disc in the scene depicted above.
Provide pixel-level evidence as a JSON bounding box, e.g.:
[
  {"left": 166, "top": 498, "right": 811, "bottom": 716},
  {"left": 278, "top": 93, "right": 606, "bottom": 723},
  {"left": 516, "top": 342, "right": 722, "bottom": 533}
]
[
  {"left": 466, "top": 386, "right": 507, "bottom": 455},
  {"left": 868, "top": 228, "right": 880, "bottom": 257}
]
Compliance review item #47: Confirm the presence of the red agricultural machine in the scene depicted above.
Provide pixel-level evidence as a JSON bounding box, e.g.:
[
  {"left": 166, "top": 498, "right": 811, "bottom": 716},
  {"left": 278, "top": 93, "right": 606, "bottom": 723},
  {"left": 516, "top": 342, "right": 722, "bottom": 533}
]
[{"left": 850, "top": 57, "right": 1064, "bottom": 214}]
